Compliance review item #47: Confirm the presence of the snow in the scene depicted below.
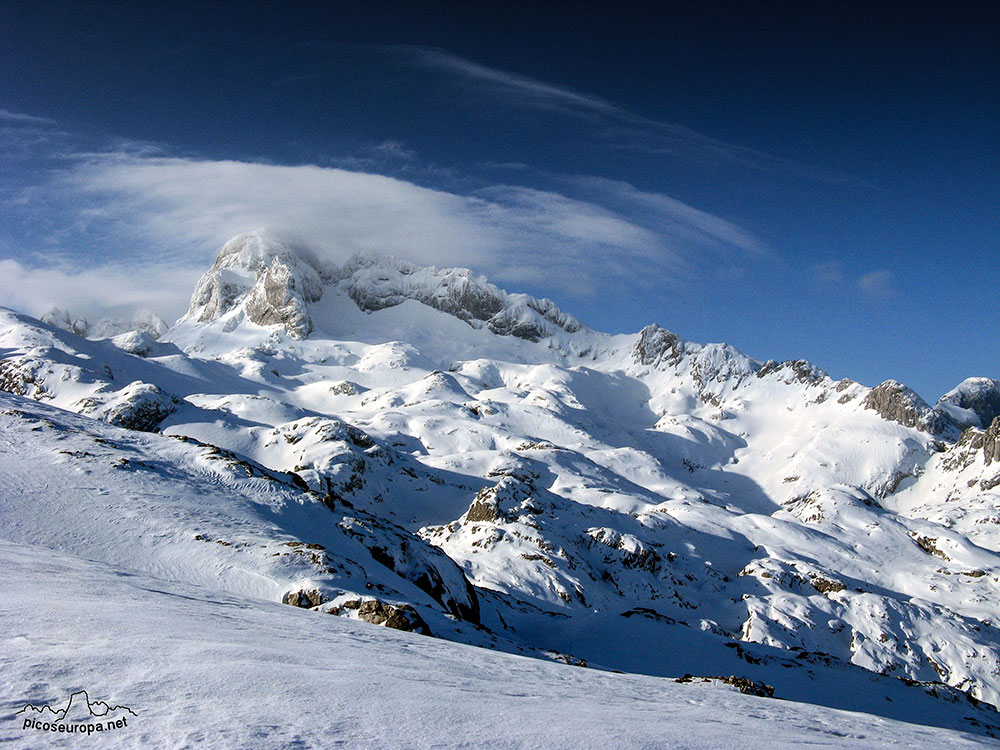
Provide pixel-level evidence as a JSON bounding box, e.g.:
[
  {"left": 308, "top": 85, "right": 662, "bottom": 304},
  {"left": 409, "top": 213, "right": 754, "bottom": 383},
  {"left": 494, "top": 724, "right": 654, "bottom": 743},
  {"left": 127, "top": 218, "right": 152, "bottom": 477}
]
[
  {"left": 4, "top": 232, "right": 1000, "bottom": 745},
  {"left": 3, "top": 538, "right": 997, "bottom": 749}
]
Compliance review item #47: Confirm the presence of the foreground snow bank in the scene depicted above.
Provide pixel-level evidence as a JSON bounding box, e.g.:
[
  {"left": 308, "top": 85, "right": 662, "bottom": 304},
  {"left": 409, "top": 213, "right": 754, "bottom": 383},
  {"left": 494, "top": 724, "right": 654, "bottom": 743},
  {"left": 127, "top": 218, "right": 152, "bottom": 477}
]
[{"left": 1, "top": 539, "right": 993, "bottom": 750}]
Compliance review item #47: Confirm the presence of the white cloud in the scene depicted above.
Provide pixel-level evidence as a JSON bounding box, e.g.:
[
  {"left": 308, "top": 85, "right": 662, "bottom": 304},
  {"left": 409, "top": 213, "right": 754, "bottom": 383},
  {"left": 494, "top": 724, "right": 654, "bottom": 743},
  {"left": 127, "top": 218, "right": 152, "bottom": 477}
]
[
  {"left": 2, "top": 152, "right": 761, "bottom": 323},
  {"left": 398, "top": 46, "right": 628, "bottom": 120},
  {"left": 857, "top": 269, "right": 895, "bottom": 299},
  {"left": 556, "top": 176, "right": 766, "bottom": 256},
  {"left": 0, "top": 257, "right": 203, "bottom": 323}
]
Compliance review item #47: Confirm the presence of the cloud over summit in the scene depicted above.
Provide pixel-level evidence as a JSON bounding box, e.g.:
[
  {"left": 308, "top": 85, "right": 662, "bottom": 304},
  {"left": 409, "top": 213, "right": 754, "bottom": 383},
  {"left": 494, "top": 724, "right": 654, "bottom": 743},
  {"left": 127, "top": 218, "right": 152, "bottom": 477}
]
[{"left": 0, "top": 150, "right": 762, "bottom": 321}]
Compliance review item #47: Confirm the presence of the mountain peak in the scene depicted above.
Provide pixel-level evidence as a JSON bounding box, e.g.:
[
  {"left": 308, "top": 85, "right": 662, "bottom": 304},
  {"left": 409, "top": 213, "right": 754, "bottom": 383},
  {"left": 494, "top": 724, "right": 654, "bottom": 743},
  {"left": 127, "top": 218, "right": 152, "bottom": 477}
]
[
  {"left": 937, "top": 377, "right": 1000, "bottom": 430},
  {"left": 40, "top": 306, "right": 168, "bottom": 341},
  {"left": 181, "top": 233, "right": 586, "bottom": 344},
  {"left": 183, "top": 231, "right": 328, "bottom": 339},
  {"left": 333, "top": 252, "right": 585, "bottom": 342},
  {"left": 862, "top": 379, "right": 948, "bottom": 434}
]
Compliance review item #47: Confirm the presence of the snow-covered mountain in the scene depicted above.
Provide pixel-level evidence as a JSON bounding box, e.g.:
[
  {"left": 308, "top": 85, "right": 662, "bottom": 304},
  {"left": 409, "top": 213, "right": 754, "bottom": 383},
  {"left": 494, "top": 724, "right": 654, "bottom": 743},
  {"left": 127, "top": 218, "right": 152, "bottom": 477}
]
[
  {"left": 3, "top": 230, "right": 1000, "bottom": 743},
  {"left": 41, "top": 306, "right": 169, "bottom": 341}
]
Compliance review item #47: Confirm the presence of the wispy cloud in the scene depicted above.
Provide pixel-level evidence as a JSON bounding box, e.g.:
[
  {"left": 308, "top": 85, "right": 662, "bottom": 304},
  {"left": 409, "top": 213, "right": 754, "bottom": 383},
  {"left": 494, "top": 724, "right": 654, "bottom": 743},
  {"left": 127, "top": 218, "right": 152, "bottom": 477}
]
[
  {"left": 811, "top": 261, "right": 896, "bottom": 300},
  {"left": 2, "top": 151, "right": 762, "bottom": 319},
  {"left": 857, "top": 269, "right": 895, "bottom": 299},
  {"left": 371, "top": 46, "right": 873, "bottom": 187},
  {"left": 0, "top": 108, "right": 56, "bottom": 125},
  {"left": 330, "top": 139, "right": 422, "bottom": 173},
  {"left": 396, "top": 46, "right": 628, "bottom": 120},
  {"left": 556, "top": 175, "right": 766, "bottom": 256}
]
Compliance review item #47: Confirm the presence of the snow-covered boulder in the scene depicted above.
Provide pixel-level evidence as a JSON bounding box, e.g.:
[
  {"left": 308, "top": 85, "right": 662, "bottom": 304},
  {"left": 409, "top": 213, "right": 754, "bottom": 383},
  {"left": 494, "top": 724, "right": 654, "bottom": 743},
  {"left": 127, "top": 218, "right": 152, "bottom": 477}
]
[
  {"left": 77, "top": 381, "right": 179, "bottom": 432},
  {"left": 111, "top": 329, "right": 155, "bottom": 357}
]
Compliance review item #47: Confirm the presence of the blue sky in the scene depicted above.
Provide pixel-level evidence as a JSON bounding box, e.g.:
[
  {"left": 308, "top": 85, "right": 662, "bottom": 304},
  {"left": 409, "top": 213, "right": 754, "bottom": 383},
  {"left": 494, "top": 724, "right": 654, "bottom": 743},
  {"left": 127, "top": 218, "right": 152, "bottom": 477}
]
[{"left": 0, "top": 1, "right": 997, "bottom": 400}]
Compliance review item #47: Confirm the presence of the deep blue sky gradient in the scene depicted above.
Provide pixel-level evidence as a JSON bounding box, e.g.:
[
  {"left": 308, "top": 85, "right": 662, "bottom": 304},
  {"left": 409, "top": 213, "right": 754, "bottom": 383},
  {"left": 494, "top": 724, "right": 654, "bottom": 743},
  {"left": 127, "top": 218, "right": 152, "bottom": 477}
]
[{"left": 1, "top": 0, "right": 997, "bottom": 400}]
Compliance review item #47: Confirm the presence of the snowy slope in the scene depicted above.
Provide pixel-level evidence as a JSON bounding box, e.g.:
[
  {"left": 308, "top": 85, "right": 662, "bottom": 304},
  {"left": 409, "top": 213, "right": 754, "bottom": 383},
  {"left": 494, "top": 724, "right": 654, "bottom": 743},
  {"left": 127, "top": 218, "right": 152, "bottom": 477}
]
[
  {"left": 2, "top": 393, "right": 999, "bottom": 745},
  {"left": 6, "top": 538, "right": 1000, "bottom": 749},
  {"left": 4, "top": 230, "right": 1000, "bottom": 742}
]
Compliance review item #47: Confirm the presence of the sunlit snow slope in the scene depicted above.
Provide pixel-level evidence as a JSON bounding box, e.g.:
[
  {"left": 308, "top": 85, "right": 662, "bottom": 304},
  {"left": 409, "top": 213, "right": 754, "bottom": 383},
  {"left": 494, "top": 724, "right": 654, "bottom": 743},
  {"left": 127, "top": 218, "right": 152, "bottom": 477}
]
[{"left": 3, "top": 230, "right": 1000, "bottom": 743}]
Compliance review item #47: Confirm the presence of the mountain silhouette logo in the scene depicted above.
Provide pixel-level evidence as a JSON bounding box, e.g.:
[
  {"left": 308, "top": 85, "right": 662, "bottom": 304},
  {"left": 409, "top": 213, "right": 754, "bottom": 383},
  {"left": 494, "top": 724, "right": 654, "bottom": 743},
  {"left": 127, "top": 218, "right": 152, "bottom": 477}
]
[{"left": 17, "top": 690, "right": 137, "bottom": 735}]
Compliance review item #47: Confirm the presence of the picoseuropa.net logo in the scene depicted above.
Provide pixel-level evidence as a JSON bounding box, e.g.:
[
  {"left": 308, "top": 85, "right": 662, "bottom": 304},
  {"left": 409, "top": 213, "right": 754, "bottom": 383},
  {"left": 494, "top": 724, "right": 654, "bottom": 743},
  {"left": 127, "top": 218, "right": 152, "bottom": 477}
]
[{"left": 16, "top": 689, "right": 137, "bottom": 736}]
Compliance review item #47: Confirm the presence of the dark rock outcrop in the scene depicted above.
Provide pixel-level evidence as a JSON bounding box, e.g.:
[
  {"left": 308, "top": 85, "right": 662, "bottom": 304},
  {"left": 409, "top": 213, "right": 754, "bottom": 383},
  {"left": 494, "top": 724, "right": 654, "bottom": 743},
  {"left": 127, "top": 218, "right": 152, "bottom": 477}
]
[
  {"left": 354, "top": 599, "right": 432, "bottom": 635},
  {"left": 339, "top": 516, "right": 480, "bottom": 624},
  {"left": 0, "top": 356, "right": 49, "bottom": 399},
  {"left": 282, "top": 587, "right": 324, "bottom": 608},
  {"left": 756, "top": 359, "right": 828, "bottom": 385},
  {"left": 462, "top": 477, "right": 533, "bottom": 525},
  {"left": 863, "top": 380, "right": 946, "bottom": 434},
  {"left": 632, "top": 324, "right": 681, "bottom": 367},
  {"left": 985, "top": 417, "right": 1000, "bottom": 467},
  {"left": 81, "top": 381, "right": 179, "bottom": 432},
  {"left": 938, "top": 378, "right": 1000, "bottom": 430}
]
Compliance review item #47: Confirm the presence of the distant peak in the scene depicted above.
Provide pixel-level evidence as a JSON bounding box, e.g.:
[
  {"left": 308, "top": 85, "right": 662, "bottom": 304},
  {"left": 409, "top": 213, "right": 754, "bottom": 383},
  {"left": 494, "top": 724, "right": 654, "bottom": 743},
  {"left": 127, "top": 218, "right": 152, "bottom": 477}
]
[
  {"left": 937, "top": 377, "right": 1000, "bottom": 430},
  {"left": 40, "top": 306, "right": 167, "bottom": 341},
  {"left": 41, "top": 307, "right": 89, "bottom": 337},
  {"left": 333, "top": 252, "right": 584, "bottom": 342}
]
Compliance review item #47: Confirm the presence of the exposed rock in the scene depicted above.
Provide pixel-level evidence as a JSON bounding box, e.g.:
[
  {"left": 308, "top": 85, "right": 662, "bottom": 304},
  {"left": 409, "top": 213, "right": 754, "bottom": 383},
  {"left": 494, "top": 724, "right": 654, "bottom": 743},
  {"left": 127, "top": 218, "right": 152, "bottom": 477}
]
[
  {"left": 0, "top": 356, "right": 50, "bottom": 399},
  {"left": 688, "top": 343, "right": 759, "bottom": 393},
  {"left": 335, "top": 254, "right": 583, "bottom": 342},
  {"left": 675, "top": 674, "right": 775, "bottom": 698},
  {"left": 330, "top": 381, "right": 360, "bottom": 396},
  {"left": 944, "top": 417, "right": 1000, "bottom": 472},
  {"left": 913, "top": 535, "right": 951, "bottom": 560},
  {"left": 515, "top": 440, "right": 558, "bottom": 451},
  {"left": 462, "top": 478, "right": 533, "bottom": 525},
  {"left": 620, "top": 607, "right": 678, "bottom": 624},
  {"left": 352, "top": 598, "right": 432, "bottom": 635},
  {"left": 810, "top": 575, "right": 847, "bottom": 595},
  {"left": 339, "top": 516, "right": 480, "bottom": 624},
  {"left": 938, "top": 378, "right": 1000, "bottom": 430},
  {"left": 78, "top": 381, "right": 179, "bottom": 432},
  {"left": 465, "top": 492, "right": 502, "bottom": 523},
  {"left": 185, "top": 232, "right": 327, "bottom": 339},
  {"left": 632, "top": 324, "right": 681, "bottom": 367},
  {"left": 282, "top": 587, "right": 324, "bottom": 608},
  {"left": 547, "top": 651, "right": 588, "bottom": 667},
  {"left": 587, "top": 527, "right": 662, "bottom": 573},
  {"left": 985, "top": 417, "right": 1000, "bottom": 467},
  {"left": 863, "top": 380, "right": 946, "bottom": 434},
  {"left": 756, "top": 359, "right": 827, "bottom": 385}
]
